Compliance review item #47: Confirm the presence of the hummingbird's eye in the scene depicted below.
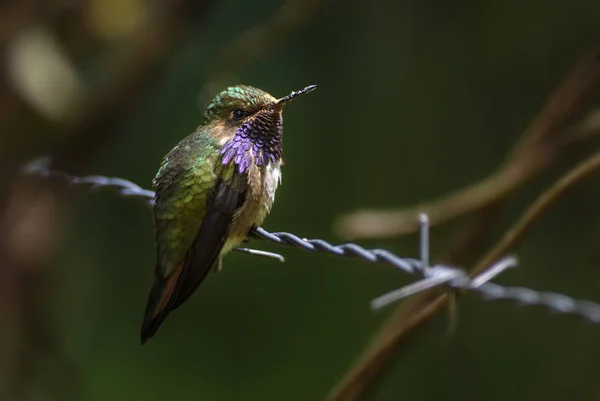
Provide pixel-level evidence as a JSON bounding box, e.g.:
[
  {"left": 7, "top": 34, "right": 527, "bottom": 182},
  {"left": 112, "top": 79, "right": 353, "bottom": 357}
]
[{"left": 232, "top": 109, "right": 247, "bottom": 121}]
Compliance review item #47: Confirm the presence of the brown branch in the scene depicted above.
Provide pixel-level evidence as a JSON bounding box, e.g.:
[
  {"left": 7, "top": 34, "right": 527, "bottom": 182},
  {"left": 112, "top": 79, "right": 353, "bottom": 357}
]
[
  {"left": 0, "top": 1, "right": 91, "bottom": 138},
  {"left": 209, "top": 0, "right": 322, "bottom": 74},
  {"left": 333, "top": 161, "right": 532, "bottom": 240},
  {"left": 327, "top": 40, "right": 600, "bottom": 401},
  {"left": 334, "top": 41, "right": 600, "bottom": 241},
  {"left": 0, "top": 1, "right": 213, "bottom": 398},
  {"left": 199, "top": 0, "right": 324, "bottom": 104},
  {"left": 0, "top": 1, "right": 41, "bottom": 49},
  {"left": 328, "top": 149, "right": 600, "bottom": 401},
  {"left": 52, "top": 2, "right": 213, "bottom": 170},
  {"left": 470, "top": 151, "right": 600, "bottom": 277}
]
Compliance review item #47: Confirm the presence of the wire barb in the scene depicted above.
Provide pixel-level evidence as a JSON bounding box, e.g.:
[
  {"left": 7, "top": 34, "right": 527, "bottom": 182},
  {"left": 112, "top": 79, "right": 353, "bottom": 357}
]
[
  {"left": 418, "top": 213, "right": 430, "bottom": 272},
  {"left": 232, "top": 247, "right": 285, "bottom": 263},
  {"left": 20, "top": 156, "right": 600, "bottom": 325}
]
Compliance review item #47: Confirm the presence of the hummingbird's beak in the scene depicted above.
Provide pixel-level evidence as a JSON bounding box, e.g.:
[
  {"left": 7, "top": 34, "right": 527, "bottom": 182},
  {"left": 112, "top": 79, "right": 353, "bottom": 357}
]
[{"left": 271, "top": 84, "right": 317, "bottom": 110}]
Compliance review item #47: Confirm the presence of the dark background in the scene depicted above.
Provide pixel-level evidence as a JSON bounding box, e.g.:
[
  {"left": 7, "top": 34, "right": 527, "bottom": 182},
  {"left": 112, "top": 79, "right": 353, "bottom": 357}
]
[{"left": 2, "top": 1, "right": 600, "bottom": 400}]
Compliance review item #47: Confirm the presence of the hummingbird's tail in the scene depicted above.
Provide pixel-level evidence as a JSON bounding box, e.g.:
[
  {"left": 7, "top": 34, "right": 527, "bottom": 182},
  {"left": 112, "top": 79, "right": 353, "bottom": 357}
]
[
  {"left": 140, "top": 262, "right": 185, "bottom": 344},
  {"left": 140, "top": 243, "right": 221, "bottom": 344}
]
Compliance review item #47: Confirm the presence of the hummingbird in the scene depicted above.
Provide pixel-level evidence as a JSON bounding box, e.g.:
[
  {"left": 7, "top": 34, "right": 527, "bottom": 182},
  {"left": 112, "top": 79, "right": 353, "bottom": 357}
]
[{"left": 140, "top": 84, "right": 317, "bottom": 343}]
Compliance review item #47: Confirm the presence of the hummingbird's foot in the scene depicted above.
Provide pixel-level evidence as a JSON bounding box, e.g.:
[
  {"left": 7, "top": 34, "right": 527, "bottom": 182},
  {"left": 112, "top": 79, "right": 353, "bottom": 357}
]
[
  {"left": 246, "top": 226, "right": 261, "bottom": 240},
  {"left": 233, "top": 247, "right": 285, "bottom": 263}
]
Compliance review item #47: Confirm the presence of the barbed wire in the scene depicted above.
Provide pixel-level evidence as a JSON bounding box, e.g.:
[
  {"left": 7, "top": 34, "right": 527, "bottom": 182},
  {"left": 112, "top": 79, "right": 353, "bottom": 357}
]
[{"left": 20, "top": 156, "right": 600, "bottom": 324}]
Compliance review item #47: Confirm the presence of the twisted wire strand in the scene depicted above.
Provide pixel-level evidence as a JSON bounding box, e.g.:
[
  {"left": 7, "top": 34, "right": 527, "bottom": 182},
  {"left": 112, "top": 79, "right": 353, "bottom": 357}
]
[{"left": 20, "top": 157, "right": 600, "bottom": 324}]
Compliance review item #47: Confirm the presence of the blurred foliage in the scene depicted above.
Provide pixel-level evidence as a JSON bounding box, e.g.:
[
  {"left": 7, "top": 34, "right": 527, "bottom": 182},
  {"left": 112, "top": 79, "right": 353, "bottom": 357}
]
[{"left": 2, "top": 0, "right": 600, "bottom": 401}]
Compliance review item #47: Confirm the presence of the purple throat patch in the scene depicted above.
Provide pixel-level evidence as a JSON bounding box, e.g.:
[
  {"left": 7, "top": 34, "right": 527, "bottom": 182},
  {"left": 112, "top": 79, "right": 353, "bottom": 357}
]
[{"left": 220, "top": 113, "right": 283, "bottom": 174}]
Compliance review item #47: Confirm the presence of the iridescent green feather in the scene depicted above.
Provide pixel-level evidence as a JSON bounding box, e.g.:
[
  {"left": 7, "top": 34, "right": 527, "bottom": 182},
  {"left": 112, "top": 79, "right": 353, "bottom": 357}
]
[
  {"left": 152, "top": 130, "right": 234, "bottom": 278},
  {"left": 204, "top": 85, "right": 276, "bottom": 122}
]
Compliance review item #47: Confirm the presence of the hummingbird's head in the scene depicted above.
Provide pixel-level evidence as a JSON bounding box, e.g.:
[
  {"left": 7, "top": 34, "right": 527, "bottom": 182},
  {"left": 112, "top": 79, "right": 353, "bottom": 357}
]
[
  {"left": 203, "top": 84, "right": 316, "bottom": 127},
  {"left": 204, "top": 84, "right": 316, "bottom": 173}
]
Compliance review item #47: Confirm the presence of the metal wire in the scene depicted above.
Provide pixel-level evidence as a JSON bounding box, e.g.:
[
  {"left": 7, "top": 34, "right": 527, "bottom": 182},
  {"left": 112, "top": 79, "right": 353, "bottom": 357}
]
[{"left": 20, "top": 156, "right": 600, "bottom": 324}]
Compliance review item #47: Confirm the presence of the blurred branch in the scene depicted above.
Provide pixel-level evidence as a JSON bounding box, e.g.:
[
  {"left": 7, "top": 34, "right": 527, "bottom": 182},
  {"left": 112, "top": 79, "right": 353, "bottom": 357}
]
[
  {"left": 53, "top": 0, "right": 214, "bottom": 170},
  {"left": 328, "top": 149, "right": 600, "bottom": 401},
  {"left": 0, "top": 1, "right": 214, "bottom": 399},
  {"left": 199, "top": 0, "right": 324, "bottom": 105},
  {"left": 0, "top": 0, "right": 84, "bottom": 48},
  {"left": 328, "top": 40, "right": 600, "bottom": 401},
  {"left": 335, "top": 40, "right": 600, "bottom": 240},
  {"left": 0, "top": 1, "right": 88, "bottom": 133},
  {"left": 336, "top": 162, "right": 529, "bottom": 239},
  {"left": 209, "top": 0, "right": 322, "bottom": 74},
  {"left": 0, "top": 179, "right": 78, "bottom": 400},
  {"left": 470, "top": 151, "right": 600, "bottom": 278},
  {"left": 6, "top": 24, "right": 87, "bottom": 123}
]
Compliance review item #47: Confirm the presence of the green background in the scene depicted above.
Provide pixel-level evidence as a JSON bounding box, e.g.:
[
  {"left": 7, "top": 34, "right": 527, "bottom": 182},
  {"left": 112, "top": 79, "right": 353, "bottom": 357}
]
[{"left": 10, "top": 0, "right": 600, "bottom": 400}]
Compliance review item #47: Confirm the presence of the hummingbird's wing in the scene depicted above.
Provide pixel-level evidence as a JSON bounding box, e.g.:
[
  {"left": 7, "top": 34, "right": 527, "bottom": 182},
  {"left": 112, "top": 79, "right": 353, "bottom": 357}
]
[
  {"left": 140, "top": 134, "right": 247, "bottom": 343},
  {"left": 170, "top": 171, "right": 247, "bottom": 310}
]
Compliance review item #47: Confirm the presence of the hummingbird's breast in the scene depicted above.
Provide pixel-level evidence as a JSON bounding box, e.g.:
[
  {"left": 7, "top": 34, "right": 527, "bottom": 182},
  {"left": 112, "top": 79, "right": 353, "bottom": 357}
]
[
  {"left": 217, "top": 108, "right": 284, "bottom": 253},
  {"left": 223, "top": 160, "right": 282, "bottom": 253}
]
